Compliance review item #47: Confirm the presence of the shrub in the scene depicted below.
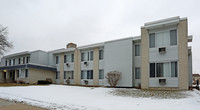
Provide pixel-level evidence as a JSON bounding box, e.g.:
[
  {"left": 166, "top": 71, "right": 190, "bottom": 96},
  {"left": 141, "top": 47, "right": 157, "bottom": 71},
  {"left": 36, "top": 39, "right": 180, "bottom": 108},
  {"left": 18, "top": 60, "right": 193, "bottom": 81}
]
[
  {"left": 37, "top": 80, "right": 52, "bottom": 84},
  {"left": 106, "top": 71, "right": 121, "bottom": 87},
  {"left": 18, "top": 80, "right": 25, "bottom": 84}
]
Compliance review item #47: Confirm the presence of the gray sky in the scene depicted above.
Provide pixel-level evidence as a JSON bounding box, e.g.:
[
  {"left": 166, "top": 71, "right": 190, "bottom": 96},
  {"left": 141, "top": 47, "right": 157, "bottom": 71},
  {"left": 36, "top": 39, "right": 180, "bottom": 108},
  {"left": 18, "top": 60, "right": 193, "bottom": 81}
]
[{"left": 0, "top": 0, "right": 199, "bottom": 73}]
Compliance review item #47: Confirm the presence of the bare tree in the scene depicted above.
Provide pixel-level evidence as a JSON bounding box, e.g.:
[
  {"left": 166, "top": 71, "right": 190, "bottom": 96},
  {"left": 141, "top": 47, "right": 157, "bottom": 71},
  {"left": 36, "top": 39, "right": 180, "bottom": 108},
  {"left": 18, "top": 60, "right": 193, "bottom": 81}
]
[
  {"left": 0, "top": 25, "right": 13, "bottom": 55},
  {"left": 106, "top": 71, "right": 121, "bottom": 87}
]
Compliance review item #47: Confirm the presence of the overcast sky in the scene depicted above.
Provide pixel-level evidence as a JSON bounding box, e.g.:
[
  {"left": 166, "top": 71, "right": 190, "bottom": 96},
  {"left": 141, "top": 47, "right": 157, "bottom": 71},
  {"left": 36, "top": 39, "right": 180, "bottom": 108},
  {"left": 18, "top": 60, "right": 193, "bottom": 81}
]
[{"left": 0, "top": 0, "right": 199, "bottom": 73}]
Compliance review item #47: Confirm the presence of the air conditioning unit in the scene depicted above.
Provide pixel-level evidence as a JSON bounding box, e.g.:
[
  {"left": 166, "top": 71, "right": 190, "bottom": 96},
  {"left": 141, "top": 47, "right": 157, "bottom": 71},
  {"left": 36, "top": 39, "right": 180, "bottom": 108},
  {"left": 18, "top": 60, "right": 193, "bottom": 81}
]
[
  {"left": 159, "top": 47, "right": 166, "bottom": 53},
  {"left": 159, "top": 79, "right": 166, "bottom": 85},
  {"left": 84, "top": 62, "right": 88, "bottom": 65},
  {"left": 66, "top": 63, "right": 70, "bottom": 67}
]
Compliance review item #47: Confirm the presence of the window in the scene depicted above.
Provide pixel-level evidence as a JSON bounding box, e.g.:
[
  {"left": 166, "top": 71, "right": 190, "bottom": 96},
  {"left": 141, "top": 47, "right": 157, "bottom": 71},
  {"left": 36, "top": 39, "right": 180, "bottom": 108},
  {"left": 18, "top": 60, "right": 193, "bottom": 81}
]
[
  {"left": 81, "top": 71, "right": 86, "bottom": 79},
  {"left": 87, "top": 70, "right": 93, "bottom": 79},
  {"left": 23, "top": 57, "right": 25, "bottom": 64},
  {"left": 135, "top": 45, "right": 140, "bottom": 56},
  {"left": 81, "top": 53, "right": 85, "bottom": 61},
  {"left": 64, "top": 55, "right": 66, "bottom": 63},
  {"left": 150, "top": 63, "right": 155, "bottom": 77},
  {"left": 56, "top": 71, "right": 60, "bottom": 79},
  {"left": 171, "top": 62, "right": 177, "bottom": 77},
  {"left": 5, "top": 60, "right": 7, "bottom": 66},
  {"left": 25, "top": 69, "right": 28, "bottom": 77},
  {"left": 150, "top": 62, "right": 178, "bottom": 78},
  {"left": 26, "top": 57, "right": 29, "bottom": 63},
  {"left": 170, "top": 29, "right": 177, "bottom": 45},
  {"left": 156, "top": 63, "right": 163, "bottom": 77},
  {"left": 13, "top": 59, "right": 15, "bottom": 65},
  {"left": 81, "top": 51, "right": 93, "bottom": 62},
  {"left": 18, "top": 58, "right": 21, "bottom": 64},
  {"left": 71, "top": 54, "right": 74, "bottom": 62},
  {"left": 149, "top": 33, "right": 155, "bottom": 48},
  {"left": 81, "top": 70, "right": 93, "bottom": 79},
  {"left": 155, "top": 31, "right": 170, "bottom": 47},
  {"left": 90, "top": 51, "right": 93, "bottom": 61},
  {"left": 99, "top": 50, "right": 104, "bottom": 60},
  {"left": 65, "top": 71, "right": 74, "bottom": 79},
  {"left": 64, "top": 71, "right": 66, "bottom": 79},
  {"left": 9, "top": 60, "right": 11, "bottom": 66},
  {"left": 17, "top": 70, "right": 19, "bottom": 78},
  {"left": 99, "top": 70, "right": 104, "bottom": 79},
  {"left": 135, "top": 67, "right": 141, "bottom": 79},
  {"left": 71, "top": 71, "right": 74, "bottom": 79},
  {"left": 56, "top": 56, "right": 59, "bottom": 64}
]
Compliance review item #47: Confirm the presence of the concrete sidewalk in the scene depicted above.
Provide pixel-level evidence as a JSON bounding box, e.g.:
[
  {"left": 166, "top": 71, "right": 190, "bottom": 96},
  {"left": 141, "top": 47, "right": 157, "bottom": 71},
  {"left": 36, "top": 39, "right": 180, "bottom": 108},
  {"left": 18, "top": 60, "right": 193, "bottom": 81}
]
[{"left": 0, "top": 98, "right": 47, "bottom": 110}]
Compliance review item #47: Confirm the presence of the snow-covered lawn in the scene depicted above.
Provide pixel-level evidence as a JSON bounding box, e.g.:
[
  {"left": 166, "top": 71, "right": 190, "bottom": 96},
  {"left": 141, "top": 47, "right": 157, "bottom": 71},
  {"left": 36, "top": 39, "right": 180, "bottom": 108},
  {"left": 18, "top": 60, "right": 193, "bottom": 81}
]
[{"left": 0, "top": 85, "right": 200, "bottom": 110}]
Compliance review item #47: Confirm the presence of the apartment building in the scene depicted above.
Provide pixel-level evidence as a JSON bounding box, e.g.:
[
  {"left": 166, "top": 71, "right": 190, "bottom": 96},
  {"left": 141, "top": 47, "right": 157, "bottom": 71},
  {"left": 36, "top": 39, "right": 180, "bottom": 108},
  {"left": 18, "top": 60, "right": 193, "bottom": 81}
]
[{"left": 0, "top": 16, "right": 193, "bottom": 90}]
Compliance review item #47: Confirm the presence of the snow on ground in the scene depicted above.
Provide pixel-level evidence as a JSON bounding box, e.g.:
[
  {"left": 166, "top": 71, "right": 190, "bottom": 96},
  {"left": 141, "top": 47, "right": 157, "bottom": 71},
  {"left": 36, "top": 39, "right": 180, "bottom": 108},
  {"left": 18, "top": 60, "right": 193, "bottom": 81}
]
[{"left": 0, "top": 85, "right": 200, "bottom": 110}]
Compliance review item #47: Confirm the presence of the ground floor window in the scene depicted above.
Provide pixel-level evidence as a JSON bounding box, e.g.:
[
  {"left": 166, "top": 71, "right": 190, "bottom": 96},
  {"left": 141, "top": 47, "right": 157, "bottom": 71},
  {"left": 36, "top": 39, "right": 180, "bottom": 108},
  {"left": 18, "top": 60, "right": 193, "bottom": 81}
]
[
  {"left": 64, "top": 71, "right": 74, "bottom": 79},
  {"left": 81, "top": 70, "right": 93, "bottom": 79},
  {"left": 56, "top": 71, "right": 60, "bottom": 79},
  {"left": 25, "top": 69, "right": 28, "bottom": 77},
  {"left": 99, "top": 69, "right": 104, "bottom": 79},
  {"left": 17, "top": 70, "right": 19, "bottom": 78},
  {"left": 135, "top": 67, "right": 140, "bottom": 79},
  {"left": 149, "top": 61, "right": 178, "bottom": 78}
]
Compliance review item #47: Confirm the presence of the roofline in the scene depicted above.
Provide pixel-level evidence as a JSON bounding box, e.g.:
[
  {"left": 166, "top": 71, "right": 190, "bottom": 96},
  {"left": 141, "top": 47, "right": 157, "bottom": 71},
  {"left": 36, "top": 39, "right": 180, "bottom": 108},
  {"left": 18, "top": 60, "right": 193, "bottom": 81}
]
[
  {"left": 3, "top": 51, "right": 30, "bottom": 59},
  {"left": 142, "top": 16, "right": 183, "bottom": 29},
  {"left": 78, "top": 42, "right": 104, "bottom": 50}
]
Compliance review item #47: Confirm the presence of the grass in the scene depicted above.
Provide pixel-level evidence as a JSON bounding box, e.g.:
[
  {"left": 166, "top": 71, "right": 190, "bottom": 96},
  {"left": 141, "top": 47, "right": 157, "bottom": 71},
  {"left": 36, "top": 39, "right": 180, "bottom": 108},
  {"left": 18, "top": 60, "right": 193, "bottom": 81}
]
[{"left": 110, "top": 88, "right": 191, "bottom": 99}]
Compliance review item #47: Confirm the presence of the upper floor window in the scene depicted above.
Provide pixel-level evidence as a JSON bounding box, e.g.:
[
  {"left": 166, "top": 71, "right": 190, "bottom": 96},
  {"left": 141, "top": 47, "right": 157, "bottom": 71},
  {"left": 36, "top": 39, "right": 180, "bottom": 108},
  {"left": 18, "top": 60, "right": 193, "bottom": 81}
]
[
  {"left": 170, "top": 30, "right": 177, "bottom": 45},
  {"left": 18, "top": 58, "right": 21, "bottom": 64},
  {"left": 56, "top": 56, "right": 59, "bottom": 64},
  {"left": 149, "top": 29, "right": 177, "bottom": 48},
  {"left": 9, "top": 59, "right": 11, "bottom": 66},
  {"left": 135, "top": 45, "right": 140, "bottom": 56},
  {"left": 64, "top": 54, "right": 74, "bottom": 63},
  {"left": 81, "top": 51, "right": 93, "bottom": 62},
  {"left": 23, "top": 57, "right": 25, "bottom": 64},
  {"left": 99, "top": 50, "right": 104, "bottom": 60},
  {"left": 13, "top": 59, "right": 15, "bottom": 65},
  {"left": 71, "top": 54, "right": 74, "bottom": 62},
  {"left": 26, "top": 57, "right": 29, "bottom": 63},
  {"left": 5, "top": 60, "right": 7, "bottom": 66},
  {"left": 64, "top": 55, "right": 67, "bottom": 63}
]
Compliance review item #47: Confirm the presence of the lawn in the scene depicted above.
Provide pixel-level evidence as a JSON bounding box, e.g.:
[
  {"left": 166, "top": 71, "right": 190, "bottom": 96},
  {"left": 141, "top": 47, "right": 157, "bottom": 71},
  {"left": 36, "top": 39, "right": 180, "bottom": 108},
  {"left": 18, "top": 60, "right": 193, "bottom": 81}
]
[{"left": 0, "top": 85, "right": 200, "bottom": 110}]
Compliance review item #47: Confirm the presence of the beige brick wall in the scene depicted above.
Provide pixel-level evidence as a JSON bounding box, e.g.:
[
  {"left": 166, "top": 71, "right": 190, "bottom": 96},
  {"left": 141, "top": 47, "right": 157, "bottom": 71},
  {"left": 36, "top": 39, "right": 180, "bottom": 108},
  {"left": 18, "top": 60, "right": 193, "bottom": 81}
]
[
  {"left": 141, "top": 27, "right": 149, "bottom": 89},
  {"left": 93, "top": 47, "right": 99, "bottom": 85},
  {"left": 178, "top": 19, "right": 189, "bottom": 90},
  {"left": 74, "top": 49, "right": 81, "bottom": 85},
  {"left": 29, "top": 68, "right": 55, "bottom": 84},
  {"left": 59, "top": 53, "right": 64, "bottom": 84}
]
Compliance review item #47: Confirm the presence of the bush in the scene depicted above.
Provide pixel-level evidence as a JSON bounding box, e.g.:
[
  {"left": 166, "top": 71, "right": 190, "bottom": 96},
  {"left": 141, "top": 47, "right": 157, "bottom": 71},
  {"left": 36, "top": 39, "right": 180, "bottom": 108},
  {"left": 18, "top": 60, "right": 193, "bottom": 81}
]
[
  {"left": 18, "top": 80, "right": 26, "bottom": 84},
  {"left": 106, "top": 71, "right": 121, "bottom": 87},
  {"left": 37, "top": 80, "right": 52, "bottom": 84}
]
